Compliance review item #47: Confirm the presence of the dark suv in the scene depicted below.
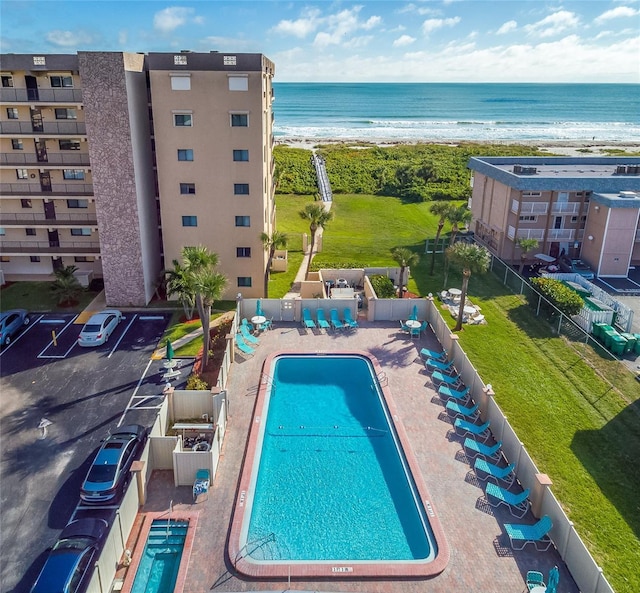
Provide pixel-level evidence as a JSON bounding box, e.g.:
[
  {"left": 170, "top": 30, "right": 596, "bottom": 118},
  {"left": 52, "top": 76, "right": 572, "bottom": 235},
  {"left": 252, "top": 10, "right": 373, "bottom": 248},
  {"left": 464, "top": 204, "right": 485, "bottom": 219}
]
[{"left": 558, "top": 257, "right": 595, "bottom": 280}]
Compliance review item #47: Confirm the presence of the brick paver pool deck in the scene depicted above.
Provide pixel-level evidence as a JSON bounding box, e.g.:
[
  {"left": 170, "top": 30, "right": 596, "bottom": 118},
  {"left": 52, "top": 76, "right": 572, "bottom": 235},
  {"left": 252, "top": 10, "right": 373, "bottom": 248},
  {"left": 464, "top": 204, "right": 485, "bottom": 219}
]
[{"left": 139, "top": 320, "right": 579, "bottom": 593}]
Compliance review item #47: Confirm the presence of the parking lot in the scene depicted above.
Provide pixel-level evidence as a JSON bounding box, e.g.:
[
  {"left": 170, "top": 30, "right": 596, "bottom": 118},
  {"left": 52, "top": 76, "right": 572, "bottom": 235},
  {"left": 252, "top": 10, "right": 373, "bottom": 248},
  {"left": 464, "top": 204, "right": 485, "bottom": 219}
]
[{"left": 0, "top": 311, "right": 191, "bottom": 593}]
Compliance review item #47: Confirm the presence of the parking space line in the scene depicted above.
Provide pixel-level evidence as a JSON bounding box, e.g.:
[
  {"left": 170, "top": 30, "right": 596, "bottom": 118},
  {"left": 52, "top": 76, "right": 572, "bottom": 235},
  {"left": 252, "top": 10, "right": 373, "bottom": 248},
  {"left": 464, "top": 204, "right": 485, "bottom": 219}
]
[
  {"left": 107, "top": 314, "right": 137, "bottom": 359},
  {"left": 117, "top": 358, "right": 156, "bottom": 427},
  {"left": 37, "top": 315, "right": 79, "bottom": 359},
  {"left": 0, "top": 314, "right": 43, "bottom": 356}
]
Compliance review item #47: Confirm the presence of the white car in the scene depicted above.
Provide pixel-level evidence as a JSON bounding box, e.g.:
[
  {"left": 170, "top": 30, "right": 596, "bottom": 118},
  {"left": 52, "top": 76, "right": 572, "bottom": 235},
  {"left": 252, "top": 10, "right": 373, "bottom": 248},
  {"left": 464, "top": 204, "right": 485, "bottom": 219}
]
[{"left": 78, "top": 309, "right": 122, "bottom": 347}]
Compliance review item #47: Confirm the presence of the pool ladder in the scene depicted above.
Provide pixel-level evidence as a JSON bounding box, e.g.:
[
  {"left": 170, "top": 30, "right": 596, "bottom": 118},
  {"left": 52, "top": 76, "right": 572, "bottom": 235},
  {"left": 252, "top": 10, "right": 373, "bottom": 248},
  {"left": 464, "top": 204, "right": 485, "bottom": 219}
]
[
  {"left": 376, "top": 371, "right": 388, "bottom": 386},
  {"left": 234, "top": 532, "right": 276, "bottom": 567}
]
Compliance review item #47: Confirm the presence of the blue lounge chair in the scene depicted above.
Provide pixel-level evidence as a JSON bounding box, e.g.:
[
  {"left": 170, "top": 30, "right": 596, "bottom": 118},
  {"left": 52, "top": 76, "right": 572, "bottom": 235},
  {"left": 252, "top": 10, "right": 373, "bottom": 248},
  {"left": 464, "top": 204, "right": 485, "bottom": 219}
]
[
  {"left": 343, "top": 308, "right": 359, "bottom": 328},
  {"left": 474, "top": 458, "right": 516, "bottom": 486},
  {"left": 439, "top": 384, "right": 471, "bottom": 402},
  {"left": 504, "top": 515, "right": 553, "bottom": 551},
  {"left": 485, "top": 483, "right": 530, "bottom": 518},
  {"left": 420, "top": 347, "right": 446, "bottom": 361},
  {"left": 445, "top": 400, "right": 480, "bottom": 420},
  {"left": 526, "top": 571, "right": 546, "bottom": 591},
  {"left": 235, "top": 334, "right": 255, "bottom": 356},
  {"left": 316, "top": 309, "right": 331, "bottom": 330},
  {"left": 193, "top": 469, "right": 210, "bottom": 502},
  {"left": 463, "top": 438, "right": 502, "bottom": 462},
  {"left": 302, "top": 308, "right": 316, "bottom": 329},
  {"left": 240, "top": 324, "right": 260, "bottom": 344},
  {"left": 330, "top": 308, "right": 345, "bottom": 330},
  {"left": 425, "top": 358, "right": 455, "bottom": 373},
  {"left": 432, "top": 371, "right": 464, "bottom": 388},
  {"left": 454, "top": 418, "right": 491, "bottom": 442}
]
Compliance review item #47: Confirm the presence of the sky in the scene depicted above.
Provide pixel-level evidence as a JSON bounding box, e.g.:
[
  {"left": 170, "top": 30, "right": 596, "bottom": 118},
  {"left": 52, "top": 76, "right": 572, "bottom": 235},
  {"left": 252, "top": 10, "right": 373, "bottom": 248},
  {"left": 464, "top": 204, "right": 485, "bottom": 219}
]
[{"left": 1, "top": 1, "right": 638, "bottom": 82}]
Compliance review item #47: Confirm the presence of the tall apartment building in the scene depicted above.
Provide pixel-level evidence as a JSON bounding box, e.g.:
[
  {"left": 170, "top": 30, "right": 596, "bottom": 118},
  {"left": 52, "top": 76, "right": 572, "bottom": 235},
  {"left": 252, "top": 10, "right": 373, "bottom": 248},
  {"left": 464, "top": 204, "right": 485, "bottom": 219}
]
[
  {"left": 0, "top": 51, "right": 275, "bottom": 305},
  {"left": 467, "top": 157, "right": 640, "bottom": 277}
]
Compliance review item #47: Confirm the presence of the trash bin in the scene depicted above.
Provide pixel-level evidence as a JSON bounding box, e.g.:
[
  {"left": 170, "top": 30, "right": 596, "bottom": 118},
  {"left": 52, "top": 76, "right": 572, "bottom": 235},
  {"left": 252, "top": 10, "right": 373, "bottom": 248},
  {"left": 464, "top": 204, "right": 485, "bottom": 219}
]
[
  {"left": 634, "top": 334, "right": 640, "bottom": 355},
  {"left": 592, "top": 322, "right": 607, "bottom": 339},
  {"left": 620, "top": 333, "right": 637, "bottom": 354},
  {"left": 609, "top": 335, "right": 627, "bottom": 356},
  {"left": 602, "top": 329, "right": 618, "bottom": 349}
]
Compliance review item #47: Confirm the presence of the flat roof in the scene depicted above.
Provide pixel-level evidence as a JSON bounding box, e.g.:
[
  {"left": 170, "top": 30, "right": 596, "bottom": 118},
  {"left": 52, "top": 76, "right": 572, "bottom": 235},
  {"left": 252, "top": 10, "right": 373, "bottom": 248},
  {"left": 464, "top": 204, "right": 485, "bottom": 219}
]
[
  {"left": 592, "top": 191, "right": 640, "bottom": 209},
  {"left": 468, "top": 156, "right": 640, "bottom": 192}
]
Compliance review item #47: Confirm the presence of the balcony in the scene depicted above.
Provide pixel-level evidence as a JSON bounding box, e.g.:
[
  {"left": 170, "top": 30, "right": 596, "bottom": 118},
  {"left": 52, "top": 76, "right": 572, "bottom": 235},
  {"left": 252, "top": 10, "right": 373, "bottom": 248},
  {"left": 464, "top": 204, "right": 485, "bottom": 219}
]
[
  {"left": 0, "top": 212, "right": 97, "bottom": 226},
  {"left": 1, "top": 153, "right": 90, "bottom": 166},
  {"left": 0, "top": 182, "right": 93, "bottom": 196},
  {"left": 0, "top": 121, "right": 86, "bottom": 135},
  {"left": 0, "top": 88, "right": 83, "bottom": 103},
  {"left": 518, "top": 201, "right": 549, "bottom": 215},
  {"left": 551, "top": 202, "right": 581, "bottom": 215},
  {"left": 509, "top": 227, "right": 576, "bottom": 241},
  {"left": 0, "top": 240, "right": 100, "bottom": 255}
]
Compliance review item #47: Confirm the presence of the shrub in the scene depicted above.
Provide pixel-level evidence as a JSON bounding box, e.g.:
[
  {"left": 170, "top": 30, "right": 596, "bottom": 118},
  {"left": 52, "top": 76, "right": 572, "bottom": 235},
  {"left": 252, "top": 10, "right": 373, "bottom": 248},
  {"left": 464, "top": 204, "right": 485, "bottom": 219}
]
[
  {"left": 530, "top": 277, "right": 584, "bottom": 317},
  {"left": 369, "top": 274, "right": 396, "bottom": 298},
  {"left": 309, "top": 260, "right": 368, "bottom": 272},
  {"left": 186, "top": 374, "right": 209, "bottom": 390}
]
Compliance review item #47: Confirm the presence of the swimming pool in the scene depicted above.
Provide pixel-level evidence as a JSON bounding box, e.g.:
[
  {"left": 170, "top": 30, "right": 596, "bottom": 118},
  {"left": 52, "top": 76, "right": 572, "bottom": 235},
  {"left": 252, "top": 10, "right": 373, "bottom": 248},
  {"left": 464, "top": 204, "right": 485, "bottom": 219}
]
[{"left": 229, "top": 351, "right": 449, "bottom": 578}]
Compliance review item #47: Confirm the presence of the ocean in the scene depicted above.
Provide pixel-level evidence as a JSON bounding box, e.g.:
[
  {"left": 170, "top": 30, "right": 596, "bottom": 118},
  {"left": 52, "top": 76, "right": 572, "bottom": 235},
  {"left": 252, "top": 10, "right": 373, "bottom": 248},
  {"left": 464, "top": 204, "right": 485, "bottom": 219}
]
[{"left": 272, "top": 83, "right": 640, "bottom": 143}]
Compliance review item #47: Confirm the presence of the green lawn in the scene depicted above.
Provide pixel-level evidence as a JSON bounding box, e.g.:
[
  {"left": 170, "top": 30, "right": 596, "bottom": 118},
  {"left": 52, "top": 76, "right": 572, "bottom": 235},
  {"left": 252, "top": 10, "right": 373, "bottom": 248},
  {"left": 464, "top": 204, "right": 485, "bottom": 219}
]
[
  {"left": 0, "top": 281, "right": 101, "bottom": 312},
  {"left": 275, "top": 192, "right": 640, "bottom": 593}
]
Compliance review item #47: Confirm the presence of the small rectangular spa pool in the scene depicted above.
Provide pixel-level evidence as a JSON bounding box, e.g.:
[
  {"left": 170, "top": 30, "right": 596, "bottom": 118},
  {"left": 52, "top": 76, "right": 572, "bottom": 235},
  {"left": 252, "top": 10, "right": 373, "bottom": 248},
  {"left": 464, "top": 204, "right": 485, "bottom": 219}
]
[{"left": 229, "top": 351, "right": 448, "bottom": 578}]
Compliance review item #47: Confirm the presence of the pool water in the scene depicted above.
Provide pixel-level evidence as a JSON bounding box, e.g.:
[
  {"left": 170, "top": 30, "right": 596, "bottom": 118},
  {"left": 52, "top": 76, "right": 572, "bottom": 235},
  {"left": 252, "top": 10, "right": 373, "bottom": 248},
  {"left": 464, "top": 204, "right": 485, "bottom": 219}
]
[
  {"left": 131, "top": 520, "right": 188, "bottom": 593},
  {"left": 244, "top": 354, "right": 436, "bottom": 563}
]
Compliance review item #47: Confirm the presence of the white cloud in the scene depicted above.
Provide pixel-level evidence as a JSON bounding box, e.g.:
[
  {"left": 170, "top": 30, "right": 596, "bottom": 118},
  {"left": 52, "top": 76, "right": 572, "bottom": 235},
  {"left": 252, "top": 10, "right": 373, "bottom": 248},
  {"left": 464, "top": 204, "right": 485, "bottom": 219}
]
[
  {"left": 422, "top": 16, "right": 461, "bottom": 35},
  {"left": 271, "top": 8, "right": 322, "bottom": 38},
  {"left": 153, "top": 7, "right": 197, "bottom": 33},
  {"left": 46, "top": 30, "right": 97, "bottom": 47},
  {"left": 312, "top": 7, "right": 382, "bottom": 47},
  {"left": 524, "top": 10, "right": 580, "bottom": 38},
  {"left": 497, "top": 20, "right": 517, "bottom": 35},
  {"left": 393, "top": 34, "right": 416, "bottom": 47},
  {"left": 595, "top": 6, "right": 640, "bottom": 24},
  {"left": 362, "top": 16, "right": 382, "bottom": 30},
  {"left": 398, "top": 4, "right": 441, "bottom": 17}
]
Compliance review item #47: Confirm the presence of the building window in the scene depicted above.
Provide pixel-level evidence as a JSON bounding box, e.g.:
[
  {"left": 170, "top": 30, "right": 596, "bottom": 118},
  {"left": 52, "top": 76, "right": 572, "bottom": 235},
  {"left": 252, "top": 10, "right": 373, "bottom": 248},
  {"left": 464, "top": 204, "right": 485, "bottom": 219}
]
[
  {"left": 237, "top": 277, "right": 252, "bottom": 287},
  {"left": 55, "top": 108, "right": 77, "bottom": 119},
  {"left": 233, "top": 149, "right": 249, "bottom": 162},
  {"left": 224, "top": 55, "right": 237, "bottom": 66},
  {"left": 237, "top": 247, "right": 251, "bottom": 258},
  {"left": 63, "top": 169, "right": 85, "bottom": 180},
  {"left": 30, "top": 256, "right": 41, "bottom": 263},
  {"left": 74, "top": 256, "right": 95, "bottom": 262},
  {"left": 7, "top": 108, "right": 18, "bottom": 119},
  {"left": 0, "top": 228, "right": 5, "bottom": 236},
  {"left": 1, "top": 75, "right": 14, "bottom": 87},
  {"left": 234, "top": 183, "right": 250, "bottom": 195},
  {"left": 519, "top": 215, "right": 537, "bottom": 222},
  {"left": 70, "top": 228, "right": 92, "bottom": 236},
  {"left": 571, "top": 216, "right": 578, "bottom": 223},
  {"left": 33, "top": 56, "right": 46, "bottom": 66},
  {"left": 59, "top": 139, "right": 81, "bottom": 150},
  {"left": 231, "top": 113, "right": 248, "bottom": 127},
  {"left": 522, "top": 191, "right": 542, "bottom": 198},
  {"left": 0, "top": 256, "right": 9, "bottom": 262},
  {"left": 180, "top": 183, "right": 196, "bottom": 195},
  {"left": 21, "top": 199, "right": 32, "bottom": 208},
  {"left": 173, "top": 113, "right": 193, "bottom": 127},
  {"left": 174, "top": 55, "right": 188, "bottom": 65},
  {"left": 25, "top": 228, "right": 36, "bottom": 236},
  {"left": 50, "top": 75, "right": 73, "bottom": 88},
  {"left": 170, "top": 74, "right": 191, "bottom": 90},
  {"left": 182, "top": 216, "right": 198, "bottom": 227},
  {"left": 16, "top": 169, "right": 28, "bottom": 179},
  {"left": 235, "top": 216, "right": 250, "bottom": 227},
  {"left": 177, "top": 149, "right": 194, "bottom": 161},
  {"left": 11, "top": 139, "right": 23, "bottom": 150},
  {"left": 228, "top": 75, "right": 248, "bottom": 91},
  {"left": 67, "top": 199, "right": 88, "bottom": 208}
]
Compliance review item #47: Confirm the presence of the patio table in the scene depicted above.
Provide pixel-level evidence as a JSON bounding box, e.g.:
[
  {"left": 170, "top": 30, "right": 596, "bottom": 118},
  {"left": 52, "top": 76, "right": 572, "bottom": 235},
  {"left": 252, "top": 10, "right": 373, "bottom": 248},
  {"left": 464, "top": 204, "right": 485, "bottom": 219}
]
[{"left": 405, "top": 320, "right": 421, "bottom": 329}]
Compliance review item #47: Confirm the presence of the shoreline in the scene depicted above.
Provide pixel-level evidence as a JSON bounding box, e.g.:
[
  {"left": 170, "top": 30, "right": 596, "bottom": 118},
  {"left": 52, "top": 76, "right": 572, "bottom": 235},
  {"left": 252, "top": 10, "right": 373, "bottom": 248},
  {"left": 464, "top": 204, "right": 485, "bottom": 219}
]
[{"left": 275, "top": 137, "right": 640, "bottom": 157}]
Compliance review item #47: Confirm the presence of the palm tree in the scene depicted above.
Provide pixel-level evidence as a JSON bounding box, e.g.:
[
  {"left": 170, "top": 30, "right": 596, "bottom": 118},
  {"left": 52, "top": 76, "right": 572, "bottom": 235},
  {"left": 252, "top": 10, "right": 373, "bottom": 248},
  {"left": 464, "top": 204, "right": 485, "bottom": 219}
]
[
  {"left": 445, "top": 242, "right": 491, "bottom": 331},
  {"left": 516, "top": 238, "right": 539, "bottom": 272},
  {"left": 447, "top": 205, "right": 473, "bottom": 246},
  {"left": 391, "top": 247, "right": 419, "bottom": 298},
  {"left": 50, "top": 265, "right": 83, "bottom": 306},
  {"left": 165, "top": 260, "right": 196, "bottom": 320},
  {"left": 429, "top": 201, "right": 455, "bottom": 275},
  {"left": 260, "top": 230, "right": 288, "bottom": 297},
  {"left": 299, "top": 203, "right": 334, "bottom": 278}
]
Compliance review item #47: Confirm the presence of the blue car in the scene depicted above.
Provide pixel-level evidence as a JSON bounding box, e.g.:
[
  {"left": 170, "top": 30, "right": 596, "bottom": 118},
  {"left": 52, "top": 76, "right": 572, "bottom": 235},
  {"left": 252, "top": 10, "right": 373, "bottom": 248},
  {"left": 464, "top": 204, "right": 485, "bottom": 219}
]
[
  {"left": 30, "top": 518, "right": 108, "bottom": 593},
  {"left": 0, "top": 309, "right": 30, "bottom": 346}
]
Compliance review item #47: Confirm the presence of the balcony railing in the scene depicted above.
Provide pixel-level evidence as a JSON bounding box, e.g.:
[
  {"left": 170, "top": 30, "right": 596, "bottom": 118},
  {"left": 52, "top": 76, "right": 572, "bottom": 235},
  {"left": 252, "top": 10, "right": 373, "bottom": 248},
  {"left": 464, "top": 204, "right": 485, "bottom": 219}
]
[
  {"left": 1, "top": 153, "right": 90, "bottom": 166},
  {"left": 519, "top": 201, "right": 549, "bottom": 215},
  {"left": 0, "top": 182, "right": 93, "bottom": 195},
  {"left": 0, "top": 88, "right": 83, "bottom": 103},
  {"left": 551, "top": 202, "right": 581, "bottom": 215},
  {"left": 0, "top": 240, "right": 100, "bottom": 254},
  {"left": 0, "top": 212, "right": 97, "bottom": 225},
  {"left": 509, "top": 227, "right": 576, "bottom": 241},
  {"left": 0, "top": 121, "right": 86, "bottom": 135}
]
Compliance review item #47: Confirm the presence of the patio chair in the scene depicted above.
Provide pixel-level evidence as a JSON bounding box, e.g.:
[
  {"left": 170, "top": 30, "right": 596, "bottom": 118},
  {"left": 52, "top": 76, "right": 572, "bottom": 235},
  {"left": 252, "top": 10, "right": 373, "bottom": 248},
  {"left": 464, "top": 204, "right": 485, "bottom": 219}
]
[
  {"left": 485, "top": 483, "right": 530, "bottom": 518},
  {"left": 343, "top": 308, "right": 359, "bottom": 328},
  {"left": 425, "top": 357, "right": 455, "bottom": 373},
  {"left": 302, "top": 308, "right": 316, "bottom": 329},
  {"left": 454, "top": 418, "right": 491, "bottom": 442},
  {"left": 241, "top": 317, "right": 256, "bottom": 333},
  {"left": 193, "top": 469, "right": 210, "bottom": 502},
  {"left": 525, "top": 570, "right": 546, "bottom": 591},
  {"left": 258, "top": 317, "right": 273, "bottom": 332},
  {"left": 432, "top": 371, "right": 464, "bottom": 389},
  {"left": 469, "top": 313, "right": 486, "bottom": 325},
  {"left": 420, "top": 347, "right": 447, "bottom": 361},
  {"left": 410, "top": 325, "right": 421, "bottom": 339},
  {"left": 445, "top": 400, "right": 480, "bottom": 421},
  {"left": 439, "top": 384, "right": 471, "bottom": 402},
  {"left": 240, "top": 324, "right": 260, "bottom": 345},
  {"left": 330, "top": 308, "right": 345, "bottom": 331},
  {"left": 463, "top": 437, "right": 503, "bottom": 462},
  {"left": 419, "top": 320, "right": 429, "bottom": 335},
  {"left": 316, "top": 309, "right": 331, "bottom": 330},
  {"left": 235, "top": 334, "right": 255, "bottom": 356},
  {"left": 399, "top": 320, "right": 411, "bottom": 334},
  {"left": 474, "top": 458, "right": 516, "bottom": 486},
  {"left": 504, "top": 515, "right": 553, "bottom": 551}
]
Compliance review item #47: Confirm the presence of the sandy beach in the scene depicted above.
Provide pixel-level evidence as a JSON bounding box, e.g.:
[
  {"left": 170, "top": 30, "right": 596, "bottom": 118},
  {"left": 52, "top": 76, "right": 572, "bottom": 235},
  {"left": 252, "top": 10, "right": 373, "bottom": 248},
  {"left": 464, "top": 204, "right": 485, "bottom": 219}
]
[{"left": 276, "top": 137, "right": 640, "bottom": 157}]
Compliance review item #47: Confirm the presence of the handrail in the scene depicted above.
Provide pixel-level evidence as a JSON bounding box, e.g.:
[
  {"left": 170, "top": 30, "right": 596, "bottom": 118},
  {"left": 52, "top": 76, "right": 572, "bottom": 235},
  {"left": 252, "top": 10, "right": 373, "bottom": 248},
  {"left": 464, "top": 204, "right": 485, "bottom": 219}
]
[{"left": 234, "top": 532, "right": 276, "bottom": 566}]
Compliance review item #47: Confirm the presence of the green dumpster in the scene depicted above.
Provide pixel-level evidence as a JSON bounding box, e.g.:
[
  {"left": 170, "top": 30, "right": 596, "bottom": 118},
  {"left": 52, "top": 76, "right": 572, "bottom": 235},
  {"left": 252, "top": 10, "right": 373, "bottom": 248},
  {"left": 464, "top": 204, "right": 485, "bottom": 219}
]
[
  {"left": 603, "top": 329, "right": 618, "bottom": 349},
  {"left": 620, "top": 333, "right": 637, "bottom": 354},
  {"left": 609, "top": 335, "right": 627, "bottom": 356},
  {"left": 634, "top": 334, "right": 640, "bottom": 355},
  {"left": 592, "top": 322, "right": 608, "bottom": 339}
]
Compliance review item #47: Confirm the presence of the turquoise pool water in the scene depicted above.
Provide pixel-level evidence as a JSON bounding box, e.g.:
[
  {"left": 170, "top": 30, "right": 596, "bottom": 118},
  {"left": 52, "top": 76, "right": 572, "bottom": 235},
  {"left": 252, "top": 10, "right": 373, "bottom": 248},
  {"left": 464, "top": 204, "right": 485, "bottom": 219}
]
[
  {"left": 244, "top": 354, "right": 436, "bottom": 562},
  {"left": 131, "top": 519, "right": 187, "bottom": 593}
]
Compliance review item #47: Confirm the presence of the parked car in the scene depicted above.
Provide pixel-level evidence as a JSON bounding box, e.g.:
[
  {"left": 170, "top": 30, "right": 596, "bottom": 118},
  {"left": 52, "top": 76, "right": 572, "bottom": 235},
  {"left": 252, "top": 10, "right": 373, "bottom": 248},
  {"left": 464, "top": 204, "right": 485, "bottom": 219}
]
[
  {"left": 30, "top": 517, "right": 108, "bottom": 593},
  {"left": 80, "top": 424, "right": 147, "bottom": 505},
  {"left": 77, "top": 309, "right": 122, "bottom": 347},
  {"left": 558, "top": 257, "right": 595, "bottom": 280},
  {"left": 0, "top": 309, "right": 30, "bottom": 346}
]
